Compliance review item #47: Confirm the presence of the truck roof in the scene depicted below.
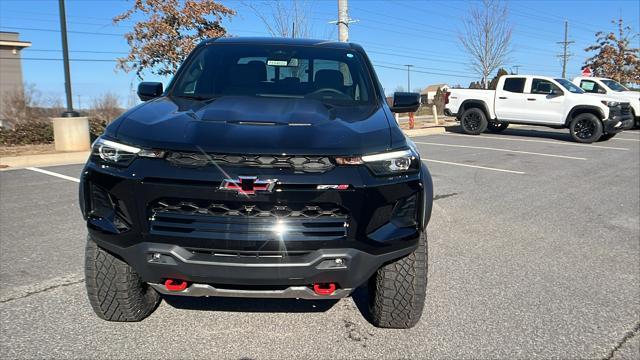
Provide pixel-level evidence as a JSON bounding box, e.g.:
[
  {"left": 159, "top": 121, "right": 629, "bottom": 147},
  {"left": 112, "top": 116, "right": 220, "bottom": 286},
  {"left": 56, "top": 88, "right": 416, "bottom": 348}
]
[
  {"left": 501, "top": 74, "right": 560, "bottom": 80},
  {"left": 202, "top": 37, "right": 360, "bottom": 50},
  {"left": 573, "top": 76, "right": 612, "bottom": 81}
]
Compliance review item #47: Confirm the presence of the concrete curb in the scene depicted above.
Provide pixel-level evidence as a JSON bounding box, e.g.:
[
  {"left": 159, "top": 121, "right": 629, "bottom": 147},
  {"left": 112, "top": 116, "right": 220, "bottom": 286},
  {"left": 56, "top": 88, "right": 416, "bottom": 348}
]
[
  {"left": 0, "top": 151, "right": 90, "bottom": 170},
  {"left": 403, "top": 126, "right": 449, "bottom": 137}
]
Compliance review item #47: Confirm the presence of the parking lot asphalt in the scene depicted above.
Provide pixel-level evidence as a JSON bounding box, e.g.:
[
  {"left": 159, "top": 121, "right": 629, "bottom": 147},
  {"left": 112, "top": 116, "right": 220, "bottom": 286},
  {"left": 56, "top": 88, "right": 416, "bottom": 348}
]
[{"left": 1, "top": 127, "right": 639, "bottom": 359}]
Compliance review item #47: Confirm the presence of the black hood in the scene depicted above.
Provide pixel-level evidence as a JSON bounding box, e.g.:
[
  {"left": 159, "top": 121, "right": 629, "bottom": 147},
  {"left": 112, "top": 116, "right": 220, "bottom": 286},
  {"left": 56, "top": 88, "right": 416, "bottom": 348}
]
[{"left": 110, "top": 96, "right": 393, "bottom": 156}]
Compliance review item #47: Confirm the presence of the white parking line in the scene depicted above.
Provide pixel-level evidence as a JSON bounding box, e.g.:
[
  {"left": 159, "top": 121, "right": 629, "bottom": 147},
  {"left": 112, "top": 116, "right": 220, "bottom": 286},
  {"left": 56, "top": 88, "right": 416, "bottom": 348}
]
[
  {"left": 26, "top": 167, "right": 80, "bottom": 183},
  {"left": 423, "top": 159, "right": 526, "bottom": 174},
  {"left": 414, "top": 141, "right": 587, "bottom": 160},
  {"left": 438, "top": 133, "right": 629, "bottom": 151},
  {"left": 612, "top": 137, "right": 640, "bottom": 142}
]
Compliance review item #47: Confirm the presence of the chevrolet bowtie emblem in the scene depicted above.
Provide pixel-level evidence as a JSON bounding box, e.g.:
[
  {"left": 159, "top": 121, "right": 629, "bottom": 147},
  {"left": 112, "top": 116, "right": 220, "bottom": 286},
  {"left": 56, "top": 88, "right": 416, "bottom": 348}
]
[{"left": 219, "top": 176, "right": 277, "bottom": 195}]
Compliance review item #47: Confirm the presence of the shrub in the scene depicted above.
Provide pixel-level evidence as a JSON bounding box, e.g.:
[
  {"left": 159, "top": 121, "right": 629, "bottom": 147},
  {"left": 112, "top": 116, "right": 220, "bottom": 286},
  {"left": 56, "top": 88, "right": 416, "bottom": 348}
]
[{"left": 0, "top": 120, "right": 54, "bottom": 146}]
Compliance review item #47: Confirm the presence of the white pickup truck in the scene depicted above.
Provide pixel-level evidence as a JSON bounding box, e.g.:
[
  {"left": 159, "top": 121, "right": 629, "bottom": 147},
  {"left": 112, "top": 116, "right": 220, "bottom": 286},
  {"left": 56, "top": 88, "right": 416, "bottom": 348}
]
[
  {"left": 572, "top": 76, "right": 639, "bottom": 128},
  {"left": 444, "top": 75, "right": 634, "bottom": 143}
]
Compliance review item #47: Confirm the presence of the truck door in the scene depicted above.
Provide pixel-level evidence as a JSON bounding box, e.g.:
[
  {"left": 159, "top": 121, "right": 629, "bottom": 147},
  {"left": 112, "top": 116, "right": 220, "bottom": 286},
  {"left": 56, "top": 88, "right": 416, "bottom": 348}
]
[
  {"left": 495, "top": 77, "right": 527, "bottom": 121},
  {"left": 524, "top": 78, "right": 565, "bottom": 124}
]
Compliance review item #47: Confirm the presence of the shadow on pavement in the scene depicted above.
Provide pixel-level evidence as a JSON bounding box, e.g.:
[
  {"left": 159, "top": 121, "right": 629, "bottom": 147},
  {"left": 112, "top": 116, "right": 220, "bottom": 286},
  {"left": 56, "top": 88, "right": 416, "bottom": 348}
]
[
  {"left": 163, "top": 294, "right": 339, "bottom": 313},
  {"left": 444, "top": 125, "right": 576, "bottom": 142}
]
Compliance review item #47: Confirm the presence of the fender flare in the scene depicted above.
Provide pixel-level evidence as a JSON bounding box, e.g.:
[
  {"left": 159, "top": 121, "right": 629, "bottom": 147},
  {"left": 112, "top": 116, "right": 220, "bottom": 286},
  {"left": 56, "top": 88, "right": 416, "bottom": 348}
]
[
  {"left": 458, "top": 100, "right": 493, "bottom": 121},
  {"left": 419, "top": 162, "right": 434, "bottom": 231},
  {"left": 565, "top": 105, "right": 605, "bottom": 127}
]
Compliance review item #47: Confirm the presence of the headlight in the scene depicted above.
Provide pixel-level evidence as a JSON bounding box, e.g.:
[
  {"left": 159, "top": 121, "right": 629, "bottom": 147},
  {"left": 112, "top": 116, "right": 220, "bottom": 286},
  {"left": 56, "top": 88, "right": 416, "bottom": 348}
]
[
  {"left": 92, "top": 138, "right": 164, "bottom": 166},
  {"left": 335, "top": 149, "right": 419, "bottom": 176},
  {"left": 601, "top": 100, "right": 620, "bottom": 107}
]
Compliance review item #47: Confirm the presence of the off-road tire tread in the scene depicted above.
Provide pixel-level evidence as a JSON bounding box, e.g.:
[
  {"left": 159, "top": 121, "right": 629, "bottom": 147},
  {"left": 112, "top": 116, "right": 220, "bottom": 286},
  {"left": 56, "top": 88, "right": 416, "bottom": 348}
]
[
  {"left": 460, "top": 108, "right": 488, "bottom": 135},
  {"left": 569, "top": 113, "right": 603, "bottom": 144},
  {"left": 85, "top": 236, "right": 160, "bottom": 322},
  {"left": 369, "top": 232, "right": 428, "bottom": 329}
]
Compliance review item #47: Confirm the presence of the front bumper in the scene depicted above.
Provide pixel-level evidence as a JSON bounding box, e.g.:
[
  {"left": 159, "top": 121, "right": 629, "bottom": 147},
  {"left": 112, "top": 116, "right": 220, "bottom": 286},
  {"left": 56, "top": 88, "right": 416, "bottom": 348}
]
[
  {"left": 81, "top": 156, "right": 433, "bottom": 294},
  {"left": 605, "top": 107, "right": 634, "bottom": 133}
]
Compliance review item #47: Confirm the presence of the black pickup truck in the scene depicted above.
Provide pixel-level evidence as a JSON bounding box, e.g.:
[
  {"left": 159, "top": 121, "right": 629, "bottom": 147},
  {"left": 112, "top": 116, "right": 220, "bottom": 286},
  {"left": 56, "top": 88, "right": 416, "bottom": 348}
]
[{"left": 80, "top": 37, "right": 433, "bottom": 329}]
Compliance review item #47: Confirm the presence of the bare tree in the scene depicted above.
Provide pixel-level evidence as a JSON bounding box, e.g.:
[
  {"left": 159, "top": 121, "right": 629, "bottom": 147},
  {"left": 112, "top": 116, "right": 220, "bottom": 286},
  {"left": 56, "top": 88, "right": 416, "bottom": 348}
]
[
  {"left": 459, "top": 0, "right": 512, "bottom": 89},
  {"left": 0, "top": 84, "right": 41, "bottom": 127},
  {"left": 90, "top": 93, "right": 123, "bottom": 124},
  {"left": 243, "top": 0, "right": 313, "bottom": 38}
]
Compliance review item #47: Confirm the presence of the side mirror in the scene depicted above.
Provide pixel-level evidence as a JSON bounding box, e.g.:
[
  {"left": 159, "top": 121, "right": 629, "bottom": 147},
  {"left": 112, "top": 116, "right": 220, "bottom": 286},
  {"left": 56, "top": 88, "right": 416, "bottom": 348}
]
[
  {"left": 551, "top": 88, "right": 564, "bottom": 96},
  {"left": 137, "top": 82, "right": 163, "bottom": 101},
  {"left": 390, "top": 92, "right": 421, "bottom": 113}
]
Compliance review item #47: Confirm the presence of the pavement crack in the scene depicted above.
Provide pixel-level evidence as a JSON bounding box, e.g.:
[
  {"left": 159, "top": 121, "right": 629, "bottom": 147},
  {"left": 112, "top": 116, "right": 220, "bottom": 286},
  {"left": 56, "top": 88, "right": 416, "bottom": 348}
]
[
  {"left": 434, "top": 192, "right": 459, "bottom": 201},
  {"left": 603, "top": 322, "right": 640, "bottom": 360},
  {"left": 0, "top": 274, "right": 84, "bottom": 303}
]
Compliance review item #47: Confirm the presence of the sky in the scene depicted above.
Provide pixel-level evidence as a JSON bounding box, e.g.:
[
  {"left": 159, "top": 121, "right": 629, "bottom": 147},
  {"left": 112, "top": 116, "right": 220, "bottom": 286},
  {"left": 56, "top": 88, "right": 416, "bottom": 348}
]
[{"left": 0, "top": 0, "right": 638, "bottom": 108}]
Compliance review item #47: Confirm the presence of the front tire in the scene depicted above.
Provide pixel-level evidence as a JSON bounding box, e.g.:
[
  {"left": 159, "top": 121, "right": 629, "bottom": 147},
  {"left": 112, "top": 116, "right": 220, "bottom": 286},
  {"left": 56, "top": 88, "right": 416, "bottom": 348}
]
[
  {"left": 368, "top": 231, "right": 428, "bottom": 329},
  {"left": 569, "top": 113, "right": 603, "bottom": 143},
  {"left": 459, "top": 108, "right": 488, "bottom": 135},
  {"left": 486, "top": 122, "right": 509, "bottom": 133},
  {"left": 85, "top": 235, "right": 160, "bottom": 322}
]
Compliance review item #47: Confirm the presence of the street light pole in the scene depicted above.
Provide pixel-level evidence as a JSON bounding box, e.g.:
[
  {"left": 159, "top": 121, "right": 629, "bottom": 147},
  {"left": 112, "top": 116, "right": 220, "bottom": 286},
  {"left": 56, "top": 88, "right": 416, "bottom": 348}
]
[
  {"left": 58, "top": 0, "right": 78, "bottom": 117},
  {"left": 404, "top": 64, "right": 413, "bottom": 91}
]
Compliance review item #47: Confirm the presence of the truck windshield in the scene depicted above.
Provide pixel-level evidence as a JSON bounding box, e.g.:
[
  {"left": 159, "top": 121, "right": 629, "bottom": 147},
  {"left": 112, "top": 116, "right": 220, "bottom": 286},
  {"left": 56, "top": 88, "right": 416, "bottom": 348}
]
[
  {"left": 601, "top": 79, "right": 629, "bottom": 92},
  {"left": 554, "top": 78, "right": 584, "bottom": 94},
  {"left": 172, "top": 44, "right": 376, "bottom": 106}
]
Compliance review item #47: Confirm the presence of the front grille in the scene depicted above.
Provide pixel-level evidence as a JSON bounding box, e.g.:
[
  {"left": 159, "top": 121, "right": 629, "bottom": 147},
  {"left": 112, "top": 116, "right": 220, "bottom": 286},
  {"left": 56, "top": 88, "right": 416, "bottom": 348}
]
[
  {"left": 166, "top": 152, "right": 334, "bottom": 173},
  {"left": 621, "top": 103, "right": 631, "bottom": 116},
  {"left": 153, "top": 200, "right": 344, "bottom": 218},
  {"left": 149, "top": 200, "right": 348, "bottom": 242}
]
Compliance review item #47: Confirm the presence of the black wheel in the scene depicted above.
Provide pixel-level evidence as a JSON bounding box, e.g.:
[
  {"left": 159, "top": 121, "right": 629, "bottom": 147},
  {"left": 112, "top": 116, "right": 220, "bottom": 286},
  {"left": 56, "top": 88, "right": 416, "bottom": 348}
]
[
  {"left": 598, "top": 133, "right": 617, "bottom": 142},
  {"left": 486, "top": 122, "right": 509, "bottom": 133},
  {"left": 368, "top": 231, "right": 428, "bottom": 329},
  {"left": 459, "top": 108, "right": 488, "bottom": 135},
  {"left": 569, "top": 113, "right": 603, "bottom": 143},
  {"left": 85, "top": 235, "right": 160, "bottom": 321}
]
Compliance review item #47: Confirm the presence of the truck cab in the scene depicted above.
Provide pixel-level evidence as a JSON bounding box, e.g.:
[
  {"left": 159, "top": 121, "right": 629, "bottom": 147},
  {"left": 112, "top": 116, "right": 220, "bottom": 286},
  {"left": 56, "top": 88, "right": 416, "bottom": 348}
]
[
  {"left": 572, "top": 76, "right": 639, "bottom": 128},
  {"left": 445, "top": 75, "right": 634, "bottom": 143}
]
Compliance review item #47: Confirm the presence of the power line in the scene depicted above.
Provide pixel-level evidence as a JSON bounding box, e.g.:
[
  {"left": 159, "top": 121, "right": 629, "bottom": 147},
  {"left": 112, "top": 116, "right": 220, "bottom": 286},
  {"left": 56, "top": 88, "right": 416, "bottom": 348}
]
[
  {"left": 0, "top": 57, "right": 116, "bottom": 62},
  {"left": 0, "top": 26, "right": 125, "bottom": 36}
]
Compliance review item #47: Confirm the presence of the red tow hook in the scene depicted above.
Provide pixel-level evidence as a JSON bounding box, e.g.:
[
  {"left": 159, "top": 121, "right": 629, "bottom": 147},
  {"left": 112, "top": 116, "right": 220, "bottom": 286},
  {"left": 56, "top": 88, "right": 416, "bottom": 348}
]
[
  {"left": 164, "top": 279, "right": 188, "bottom": 291},
  {"left": 313, "top": 283, "right": 336, "bottom": 295}
]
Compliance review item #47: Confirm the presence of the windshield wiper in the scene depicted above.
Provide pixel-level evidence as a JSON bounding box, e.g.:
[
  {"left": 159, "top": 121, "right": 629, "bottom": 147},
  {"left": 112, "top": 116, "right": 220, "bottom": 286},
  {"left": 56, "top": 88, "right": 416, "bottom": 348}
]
[{"left": 174, "top": 94, "right": 219, "bottom": 102}]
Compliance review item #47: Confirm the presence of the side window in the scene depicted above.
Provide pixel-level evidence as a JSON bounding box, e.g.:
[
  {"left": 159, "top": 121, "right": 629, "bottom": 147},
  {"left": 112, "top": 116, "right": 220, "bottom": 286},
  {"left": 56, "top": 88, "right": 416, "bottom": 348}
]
[
  {"left": 502, "top": 78, "right": 526, "bottom": 93},
  {"left": 531, "top": 78, "right": 560, "bottom": 95},
  {"left": 580, "top": 80, "right": 604, "bottom": 94}
]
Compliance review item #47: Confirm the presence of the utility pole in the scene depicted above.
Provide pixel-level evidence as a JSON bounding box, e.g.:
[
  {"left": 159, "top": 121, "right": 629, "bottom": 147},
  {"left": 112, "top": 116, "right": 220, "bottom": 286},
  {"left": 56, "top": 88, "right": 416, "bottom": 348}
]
[
  {"left": 512, "top": 65, "right": 521, "bottom": 75},
  {"left": 337, "top": 0, "right": 349, "bottom": 42},
  {"left": 404, "top": 64, "right": 413, "bottom": 92},
  {"left": 556, "top": 20, "right": 574, "bottom": 78},
  {"left": 58, "top": 0, "right": 78, "bottom": 117}
]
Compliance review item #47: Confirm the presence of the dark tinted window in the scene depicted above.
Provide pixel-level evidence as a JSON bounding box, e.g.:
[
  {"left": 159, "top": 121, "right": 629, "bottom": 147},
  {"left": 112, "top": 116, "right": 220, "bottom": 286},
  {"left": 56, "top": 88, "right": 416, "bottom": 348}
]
[
  {"left": 503, "top": 78, "right": 526, "bottom": 93},
  {"left": 531, "top": 78, "right": 562, "bottom": 94},
  {"left": 172, "top": 44, "right": 374, "bottom": 105}
]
